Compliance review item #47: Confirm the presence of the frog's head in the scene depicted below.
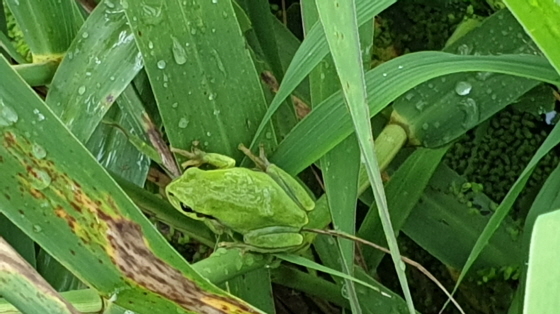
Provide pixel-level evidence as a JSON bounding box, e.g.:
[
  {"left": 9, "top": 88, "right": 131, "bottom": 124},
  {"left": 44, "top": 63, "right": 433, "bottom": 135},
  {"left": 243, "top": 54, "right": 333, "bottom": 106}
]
[{"left": 165, "top": 172, "right": 208, "bottom": 221}]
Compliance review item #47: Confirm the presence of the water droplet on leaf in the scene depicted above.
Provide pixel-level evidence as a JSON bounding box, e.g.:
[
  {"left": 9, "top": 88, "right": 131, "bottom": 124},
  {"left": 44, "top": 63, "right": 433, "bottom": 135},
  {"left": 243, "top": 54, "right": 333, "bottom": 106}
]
[
  {"left": 32, "top": 143, "right": 47, "bottom": 159},
  {"left": 78, "top": 86, "right": 86, "bottom": 95},
  {"left": 178, "top": 118, "right": 189, "bottom": 128},
  {"left": 0, "top": 100, "right": 18, "bottom": 127},
  {"left": 30, "top": 169, "right": 51, "bottom": 190},
  {"left": 458, "top": 98, "right": 479, "bottom": 128},
  {"left": 455, "top": 81, "right": 472, "bottom": 96},
  {"left": 171, "top": 37, "right": 187, "bottom": 65}
]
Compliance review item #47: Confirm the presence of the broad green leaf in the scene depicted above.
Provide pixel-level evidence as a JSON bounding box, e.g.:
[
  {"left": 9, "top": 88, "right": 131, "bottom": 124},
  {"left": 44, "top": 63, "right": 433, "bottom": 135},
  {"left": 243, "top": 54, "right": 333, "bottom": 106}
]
[
  {"left": 0, "top": 56, "right": 263, "bottom": 314},
  {"left": 46, "top": 2, "right": 143, "bottom": 143},
  {"left": 0, "top": 238, "right": 79, "bottom": 314},
  {"left": 123, "top": 0, "right": 270, "bottom": 161},
  {"left": 524, "top": 209, "right": 560, "bottom": 313},
  {"left": 4, "top": 0, "right": 82, "bottom": 60},
  {"left": 250, "top": 0, "right": 395, "bottom": 146},
  {"left": 504, "top": 0, "right": 560, "bottom": 73},
  {"left": 315, "top": 1, "right": 413, "bottom": 313},
  {"left": 272, "top": 53, "right": 560, "bottom": 175}
]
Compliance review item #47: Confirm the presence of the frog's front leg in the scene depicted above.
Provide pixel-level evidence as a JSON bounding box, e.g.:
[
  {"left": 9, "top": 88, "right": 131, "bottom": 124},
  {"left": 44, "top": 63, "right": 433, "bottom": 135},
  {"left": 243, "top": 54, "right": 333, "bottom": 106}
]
[{"left": 171, "top": 146, "right": 236, "bottom": 169}]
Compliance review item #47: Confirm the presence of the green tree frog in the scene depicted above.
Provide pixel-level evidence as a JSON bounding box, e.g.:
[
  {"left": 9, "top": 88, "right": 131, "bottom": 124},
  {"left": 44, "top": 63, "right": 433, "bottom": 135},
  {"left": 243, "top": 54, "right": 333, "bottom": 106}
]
[{"left": 165, "top": 144, "right": 315, "bottom": 253}]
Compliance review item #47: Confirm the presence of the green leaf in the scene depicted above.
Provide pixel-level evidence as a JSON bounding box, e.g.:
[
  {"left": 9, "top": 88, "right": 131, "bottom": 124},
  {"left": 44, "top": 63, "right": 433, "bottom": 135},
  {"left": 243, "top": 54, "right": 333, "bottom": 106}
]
[
  {"left": 0, "top": 56, "right": 263, "bottom": 314},
  {"left": 392, "top": 9, "right": 542, "bottom": 147},
  {"left": 272, "top": 53, "right": 560, "bottom": 175},
  {"left": 524, "top": 209, "right": 560, "bottom": 313},
  {"left": 46, "top": 2, "right": 142, "bottom": 143},
  {"left": 504, "top": 0, "right": 560, "bottom": 74},
  {"left": 0, "top": 238, "right": 79, "bottom": 313},
  {"left": 123, "top": 0, "right": 270, "bottom": 160},
  {"left": 4, "top": 0, "right": 82, "bottom": 60}
]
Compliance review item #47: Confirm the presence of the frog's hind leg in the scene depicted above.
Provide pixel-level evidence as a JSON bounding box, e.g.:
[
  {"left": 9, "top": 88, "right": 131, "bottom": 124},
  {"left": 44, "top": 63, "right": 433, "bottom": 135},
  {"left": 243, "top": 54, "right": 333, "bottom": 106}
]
[{"left": 233, "top": 231, "right": 304, "bottom": 253}]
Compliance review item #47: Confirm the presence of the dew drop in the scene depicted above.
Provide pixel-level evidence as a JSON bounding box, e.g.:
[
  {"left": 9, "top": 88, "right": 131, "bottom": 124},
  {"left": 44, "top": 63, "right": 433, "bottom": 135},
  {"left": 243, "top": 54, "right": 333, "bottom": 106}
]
[
  {"left": 157, "top": 60, "right": 166, "bottom": 69},
  {"left": 458, "top": 98, "right": 479, "bottom": 128},
  {"left": 32, "top": 224, "right": 42, "bottom": 233},
  {"left": 171, "top": 102, "right": 178, "bottom": 108},
  {"left": 422, "top": 123, "right": 429, "bottom": 130},
  {"left": 171, "top": 37, "right": 187, "bottom": 65},
  {"left": 30, "top": 169, "right": 51, "bottom": 190},
  {"left": 178, "top": 118, "right": 189, "bottom": 128},
  {"left": 456, "top": 44, "right": 472, "bottom": 55},
  {"left": 32, "top": 143, "right": 47, "bottom": 159},
  {"left": 210, "top": 49, "right": 226, "bottom": 75},
  {"left": 82, "top": 32, "right": 89, "bottom": 38},
  {"left": 341, "top": 284, "right": 349, "bottom": 299},
  {"left": 33, "top": 109, "right": 45, "bottom": 121},
  {"left": 148, "top": 41, "right": 154, "bottom": 49},
  {"left": 206, "top": 131, "right": 211, "bottom": 137},
  {"left": 265, "top": 132, "right": 273, "bottom": 139},
  {"left": 545, "top": 111, "right": 557, "bottom": 125},
  {"left": 78, "top": 86, "right": 86, "bottom": 95},
  {"left": 454, "top": 81, "right": 472, "bottom": 96},
  {"left": 415, "top": 100, "right": 427, "bottom": 111},
  {"left": 475, "top": 72, "right": 493, "bottom": 81},
  {"left": 140, "top": 3, "right": 162, "bottom": 25},
  {"left": 0, "top": 100, "right": 18, "bottom": 127}
]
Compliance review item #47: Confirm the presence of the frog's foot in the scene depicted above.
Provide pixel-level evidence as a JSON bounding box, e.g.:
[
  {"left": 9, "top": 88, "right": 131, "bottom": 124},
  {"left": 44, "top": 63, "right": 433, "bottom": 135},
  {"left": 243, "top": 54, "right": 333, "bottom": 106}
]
[
  {"left": 238, "top": 143, "right": 271, "bottom": 171},
  {"left": 172, "top": 145, "right": 236, "bottom": 169},
  {"left": 171, "top": 147, "right": 206, "bottom": 168}
]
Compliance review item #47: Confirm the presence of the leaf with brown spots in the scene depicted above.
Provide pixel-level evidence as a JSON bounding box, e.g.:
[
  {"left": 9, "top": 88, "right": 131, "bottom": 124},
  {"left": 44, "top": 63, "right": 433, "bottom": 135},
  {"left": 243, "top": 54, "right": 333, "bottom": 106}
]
[{"left": 0, "top": 54, "right": 264, "bottom": 314}]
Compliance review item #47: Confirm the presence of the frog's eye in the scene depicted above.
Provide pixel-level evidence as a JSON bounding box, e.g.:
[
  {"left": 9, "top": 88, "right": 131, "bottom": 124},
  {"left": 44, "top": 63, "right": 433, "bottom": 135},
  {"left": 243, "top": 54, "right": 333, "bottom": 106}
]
[
  {"left": 179, "top": 202, "right": 194, "bottom": 213},
  {"left": 179, "top": 202, "right": 214, "bottom": 220}
]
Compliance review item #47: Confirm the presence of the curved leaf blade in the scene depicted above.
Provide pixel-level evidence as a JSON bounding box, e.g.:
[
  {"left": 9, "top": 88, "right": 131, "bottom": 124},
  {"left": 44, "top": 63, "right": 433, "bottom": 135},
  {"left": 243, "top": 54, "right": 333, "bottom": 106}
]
[{"left": 272, "top": 53, "right": 560, "bottom": 174}]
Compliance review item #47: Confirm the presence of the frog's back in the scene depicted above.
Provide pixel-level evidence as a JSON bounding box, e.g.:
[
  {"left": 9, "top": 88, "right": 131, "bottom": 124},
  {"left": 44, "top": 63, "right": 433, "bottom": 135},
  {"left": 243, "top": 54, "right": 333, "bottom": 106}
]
[{"left": 193, "top": 167, "right": 309, "bottom": 231}]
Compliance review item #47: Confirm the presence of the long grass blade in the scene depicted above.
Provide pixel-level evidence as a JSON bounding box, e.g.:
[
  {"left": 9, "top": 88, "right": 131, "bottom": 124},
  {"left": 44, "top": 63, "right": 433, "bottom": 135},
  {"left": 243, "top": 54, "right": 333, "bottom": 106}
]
[{"left": 315, "top": 1, "right": 414, "bottom": 313}]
